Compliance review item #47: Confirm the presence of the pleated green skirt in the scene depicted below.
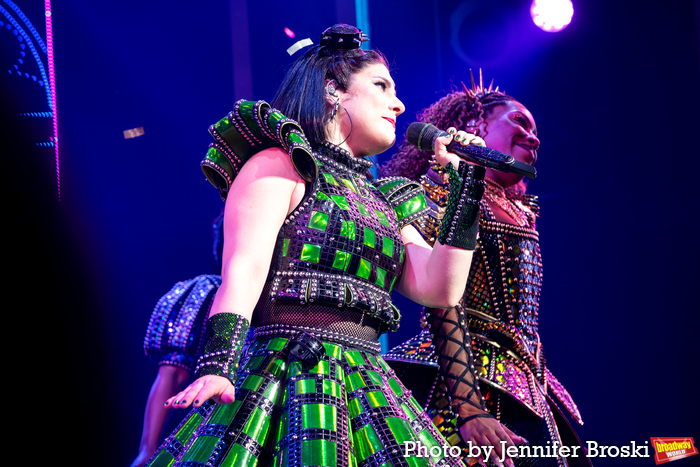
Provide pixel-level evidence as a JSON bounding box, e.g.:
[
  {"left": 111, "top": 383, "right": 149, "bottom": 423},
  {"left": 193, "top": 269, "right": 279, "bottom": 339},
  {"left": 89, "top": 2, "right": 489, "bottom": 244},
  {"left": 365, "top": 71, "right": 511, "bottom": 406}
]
[{"left": 147, "top": 332, "right": 467, "bottom": 467}]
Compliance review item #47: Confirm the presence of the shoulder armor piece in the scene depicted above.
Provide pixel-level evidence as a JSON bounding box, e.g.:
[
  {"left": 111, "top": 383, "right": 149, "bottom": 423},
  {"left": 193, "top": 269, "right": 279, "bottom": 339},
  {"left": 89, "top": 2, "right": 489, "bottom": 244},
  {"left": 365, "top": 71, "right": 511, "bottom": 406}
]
[{"left": 201, "top": 100, "right": 317, "bottom": 201}]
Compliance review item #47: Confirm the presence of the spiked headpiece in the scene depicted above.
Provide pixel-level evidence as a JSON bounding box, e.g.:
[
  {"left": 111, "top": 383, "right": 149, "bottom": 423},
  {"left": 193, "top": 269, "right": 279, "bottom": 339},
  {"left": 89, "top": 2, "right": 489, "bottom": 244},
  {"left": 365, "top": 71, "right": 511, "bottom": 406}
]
[{"left": 462, "top": 69, "right": 504, "bottom": 100}]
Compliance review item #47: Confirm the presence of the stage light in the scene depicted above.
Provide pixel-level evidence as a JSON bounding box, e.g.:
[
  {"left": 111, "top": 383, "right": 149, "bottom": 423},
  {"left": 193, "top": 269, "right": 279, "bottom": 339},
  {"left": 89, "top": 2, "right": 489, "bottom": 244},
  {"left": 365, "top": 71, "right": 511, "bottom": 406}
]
[
  {"left": 530, "top": 0, "right": 573, "bottom": 32},
  {"left": 284, "top": 27, "right": 295, "bottom": 38}
]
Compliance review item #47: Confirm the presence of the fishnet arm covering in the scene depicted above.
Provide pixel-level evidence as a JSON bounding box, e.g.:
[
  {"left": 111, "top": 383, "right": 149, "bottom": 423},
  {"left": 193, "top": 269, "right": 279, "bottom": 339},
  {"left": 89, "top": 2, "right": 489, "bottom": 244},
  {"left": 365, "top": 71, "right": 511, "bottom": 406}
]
[{"left": 428, "top": 305, "right": 492, "bottom": 427}]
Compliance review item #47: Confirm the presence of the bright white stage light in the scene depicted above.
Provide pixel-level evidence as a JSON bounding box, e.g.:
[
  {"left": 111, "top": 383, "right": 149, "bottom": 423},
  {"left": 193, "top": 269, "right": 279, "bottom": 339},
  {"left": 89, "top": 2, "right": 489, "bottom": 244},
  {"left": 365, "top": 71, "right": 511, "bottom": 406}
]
[{"left": 530, "top": 0, "right": 574, "bottom": 32}]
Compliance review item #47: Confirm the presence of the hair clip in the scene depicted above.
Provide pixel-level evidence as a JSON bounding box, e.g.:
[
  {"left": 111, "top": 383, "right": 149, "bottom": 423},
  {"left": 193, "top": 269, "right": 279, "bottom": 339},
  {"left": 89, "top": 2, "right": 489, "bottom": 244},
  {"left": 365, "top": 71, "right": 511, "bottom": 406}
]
[{"left": 287, "top": 38, "right": 314, "bottom": 56}]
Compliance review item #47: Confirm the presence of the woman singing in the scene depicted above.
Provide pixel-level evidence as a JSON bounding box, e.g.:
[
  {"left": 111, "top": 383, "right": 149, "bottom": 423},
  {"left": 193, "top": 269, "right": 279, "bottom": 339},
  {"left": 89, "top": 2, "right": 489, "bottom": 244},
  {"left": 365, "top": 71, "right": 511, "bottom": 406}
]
[{"left": 146, "top": 25, "right": 497, "bottom": 467}]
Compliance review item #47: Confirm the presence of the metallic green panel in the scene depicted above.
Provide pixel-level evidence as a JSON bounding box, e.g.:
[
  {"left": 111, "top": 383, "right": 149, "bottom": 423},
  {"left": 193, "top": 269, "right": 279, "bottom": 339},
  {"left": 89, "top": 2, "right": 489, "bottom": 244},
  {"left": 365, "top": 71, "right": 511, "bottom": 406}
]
[
  {"left": 375, "top": 179, "right": 403, "bottom": 194},
  {"left": 210, "top": 401, "right": 241, "bottom": 425},
  {"left": 375, "top": 210, "right": 390, "bottom": 226},
  {"left": 395, "top": 194, "right": 427, "bottom": 221},
  {"left": 241, "top": 374, "right": 264, "bottom": 391},
  {"left": 301, "top": 243, "right": 321, "bottom": 263},
  {"left": 356, "top": 200, "right": 370, "bottom": 216},
  {"left": 267, "top": 337, "right": 289, "bottom": 351},
  {"left": 289, "top": 360, "right": 303, "bottom": 377},
  {"left": 365, "top": 390, "right": 390, "bottom": 408},
  {"left": 302, "top": 404, "right": 337, "bottom": 430},
  {"left": 381, "top": 236, "right": 394, "bottom": 257},
  {"left": 353, "top": 425, "right": 383, "bottom": 461},
  {"left": 221, "top": 443, "right": 256, "bottom": 467},
  {"left": 387, "top": 377, "right": 404, "bottom": 396},
  {"left": 348, "top": 397, "right": 363, "bottom": 418},
  {"left": 356, "top": 258, "right": 371, "bottom": 280},
  {"left": 296, "top": 379, "right": 316, "bottom": 394},
  {"left": 330, "top": 194, "right": 349, "bottom": 210},
  {"left": 366, "top": 370, "right": 383, "bottom": 386},
  {"left": 282, "top": 238, "right": 290, "bottom": 257},
  {"left": 347, "top": 372, "right": 367, "bottom": 392},
  {"left": 332, "top": 250, "right": 351, "bottom": 271},
  {"left": 173, "top": 410, "right": 206, "bottom": 443},
  {"left": 147, "top": 450, "right": 174, "bottom": 467},
  {"left": 401, "top": 402, "right": 419, "bottom": 421},
  {"left": 375, "top": 268, "right": 386, "bottom": 288},
  {"left": 363, "top": 227, "right": 375, "bottom": 248},
  {"left": 243, "top": 355, "right": 263, "bottom": 370},
  {"left": 385, "top": 417, "right": 414, "bottom": 444},
  {"left": 263, "top": 379, "right": 281, "bottom": 401},
  {"left": 340, "top": 220, "right": 356, "bottom": 239},
  {"left": 323, "top": 173, "right": 339, "bottom": 185},
  {"left": 272, "top": 447, "right": 288, "bottom": 467},
  {"left": 340, "top": 177, "right": 357, "bottom": 192},
  {"left": 243, "top": 406, "right": 271, "bottom": 443},
  {"left": 312, "top": 360, "right": 330, "bottom": 375},
  {"left": 317, "top": 192, "right": 331, "bottom": 200},
  {"left": 322, "top": 379, "right": 342, "bottom": 397},
  {"left": 180, "top": 436, "right": 219, "bottom": 463},
  {"left": 261, "top": 356, "right": 287, "bottom": 378},
  {"left": 324, "top": 342, "right": 342, "bottom": 359},
  {"left": 376, "top": 356, "right": 392, "bottom": 373},
  {"left": 344, "top": 350, "right": 366, "bottom": 366},
  {"left": 309, "top": 211, "right": 330, "bottom": 231},
  {"left": 302, "top": 439, "right": 336, "bottom": 467}
]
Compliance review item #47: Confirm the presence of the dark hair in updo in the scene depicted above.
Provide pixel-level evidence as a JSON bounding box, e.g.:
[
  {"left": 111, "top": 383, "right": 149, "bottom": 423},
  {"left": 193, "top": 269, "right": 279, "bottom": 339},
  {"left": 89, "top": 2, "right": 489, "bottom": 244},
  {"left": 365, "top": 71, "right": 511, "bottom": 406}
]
[
  {"left": 380, "top": 91, "right": 518, "bottom": 181},
  {"left": 271, "top": 24, "right": 388, "bottom": 148}
]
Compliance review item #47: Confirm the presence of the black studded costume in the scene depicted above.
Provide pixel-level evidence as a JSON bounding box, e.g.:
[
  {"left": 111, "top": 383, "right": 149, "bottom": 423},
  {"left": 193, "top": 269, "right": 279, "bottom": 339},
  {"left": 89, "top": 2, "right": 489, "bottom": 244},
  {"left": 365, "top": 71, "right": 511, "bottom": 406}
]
[
  {"left": 384, "top": 174, "right": 590, "bottom": 467},
  {"left": 147, "top": 101, "right": 473, "bottom": 467},
  {"left": 144, "top": 275, "right": 223, "bottom": 372}
]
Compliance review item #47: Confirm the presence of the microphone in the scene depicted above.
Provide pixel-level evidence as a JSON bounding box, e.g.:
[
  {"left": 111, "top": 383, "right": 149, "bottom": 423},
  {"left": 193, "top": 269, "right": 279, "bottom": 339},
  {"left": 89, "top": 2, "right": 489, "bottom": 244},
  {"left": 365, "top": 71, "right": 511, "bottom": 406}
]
[{"left": 406, "top": 122, "right": 537, "bottom": 179}]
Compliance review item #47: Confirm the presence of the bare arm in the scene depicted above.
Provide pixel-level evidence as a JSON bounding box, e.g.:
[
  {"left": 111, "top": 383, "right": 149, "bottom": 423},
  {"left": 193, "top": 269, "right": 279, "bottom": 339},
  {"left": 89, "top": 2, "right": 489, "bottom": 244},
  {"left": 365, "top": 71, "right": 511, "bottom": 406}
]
[
  {"left": 130, "top": 365, "right": 190, "bottom": 467},
  {"left": 395, "top": 228, "right": 474, "bottom": 308},
  {"left": 166, "top": 147, "right": 305, "bottom": 409},
  {"left": 394, "top": 128, "right": 480, "bottom": 308}
]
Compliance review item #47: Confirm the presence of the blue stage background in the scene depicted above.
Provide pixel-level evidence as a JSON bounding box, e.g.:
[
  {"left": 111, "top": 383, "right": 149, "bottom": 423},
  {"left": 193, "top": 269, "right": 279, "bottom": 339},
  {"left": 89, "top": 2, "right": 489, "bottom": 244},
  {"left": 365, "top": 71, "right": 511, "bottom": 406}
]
[{"left": 5, "top": 0, "right": 698, "bottom": 464}]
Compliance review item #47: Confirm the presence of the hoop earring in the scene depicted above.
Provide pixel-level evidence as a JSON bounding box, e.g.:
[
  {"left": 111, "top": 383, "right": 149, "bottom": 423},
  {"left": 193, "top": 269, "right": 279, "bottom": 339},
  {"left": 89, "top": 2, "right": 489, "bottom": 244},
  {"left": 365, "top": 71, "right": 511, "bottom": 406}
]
[{"left": 337, "top": 102, "right": 352, "bottom": 146}]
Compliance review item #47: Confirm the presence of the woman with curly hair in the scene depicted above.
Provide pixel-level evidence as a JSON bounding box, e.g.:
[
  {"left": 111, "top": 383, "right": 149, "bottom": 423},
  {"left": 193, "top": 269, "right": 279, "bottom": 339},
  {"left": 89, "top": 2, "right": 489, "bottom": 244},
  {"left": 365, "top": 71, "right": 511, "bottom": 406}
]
[{"left": 383, "top": 74, "right": 590, "bottom": 467}]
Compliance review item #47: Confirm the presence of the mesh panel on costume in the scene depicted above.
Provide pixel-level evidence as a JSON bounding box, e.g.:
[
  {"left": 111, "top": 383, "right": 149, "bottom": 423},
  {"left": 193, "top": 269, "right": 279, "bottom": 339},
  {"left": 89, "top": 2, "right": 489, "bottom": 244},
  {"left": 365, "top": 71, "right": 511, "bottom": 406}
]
[{"left": 253, "top": 281, "right": 382, "bottom": 341}]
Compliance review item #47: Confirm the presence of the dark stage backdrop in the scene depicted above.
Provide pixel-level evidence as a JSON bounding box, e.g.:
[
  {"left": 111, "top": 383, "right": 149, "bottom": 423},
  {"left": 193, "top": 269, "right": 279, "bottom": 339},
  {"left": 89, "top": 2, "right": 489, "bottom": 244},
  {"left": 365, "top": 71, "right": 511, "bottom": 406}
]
[{"left": 7, "top": 0, "right": 698, "bottom": 465}]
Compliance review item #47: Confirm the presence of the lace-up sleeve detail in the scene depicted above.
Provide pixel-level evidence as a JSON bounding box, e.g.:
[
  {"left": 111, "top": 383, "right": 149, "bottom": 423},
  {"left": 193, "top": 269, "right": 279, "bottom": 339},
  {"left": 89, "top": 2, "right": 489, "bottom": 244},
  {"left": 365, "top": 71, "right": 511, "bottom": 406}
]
[{"left": 428, "top": 304, "right": 493, "bottom": 427}]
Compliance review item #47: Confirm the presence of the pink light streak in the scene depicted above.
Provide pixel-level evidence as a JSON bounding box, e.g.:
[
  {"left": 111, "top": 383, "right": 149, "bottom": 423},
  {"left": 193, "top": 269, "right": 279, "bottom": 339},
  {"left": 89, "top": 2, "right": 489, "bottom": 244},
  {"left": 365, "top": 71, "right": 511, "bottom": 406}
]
[{"left": 45, "top": 0, "right": 59, "bottom": 200}]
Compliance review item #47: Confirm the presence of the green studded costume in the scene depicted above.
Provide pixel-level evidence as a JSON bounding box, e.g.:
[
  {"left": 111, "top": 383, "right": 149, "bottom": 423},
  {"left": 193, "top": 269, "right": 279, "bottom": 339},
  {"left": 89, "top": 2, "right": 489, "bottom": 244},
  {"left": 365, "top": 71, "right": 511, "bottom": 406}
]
[{"left": 146, "top": 101, "right": 467, "bottom": 467}]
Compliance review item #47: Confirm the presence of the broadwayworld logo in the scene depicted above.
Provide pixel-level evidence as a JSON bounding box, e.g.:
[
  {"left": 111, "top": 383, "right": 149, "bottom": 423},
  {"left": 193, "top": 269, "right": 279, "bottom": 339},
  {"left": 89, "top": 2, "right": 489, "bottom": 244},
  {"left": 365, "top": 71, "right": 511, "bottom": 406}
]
[{"left": 651, "top": 437, "right": 698, "bottom": 465}]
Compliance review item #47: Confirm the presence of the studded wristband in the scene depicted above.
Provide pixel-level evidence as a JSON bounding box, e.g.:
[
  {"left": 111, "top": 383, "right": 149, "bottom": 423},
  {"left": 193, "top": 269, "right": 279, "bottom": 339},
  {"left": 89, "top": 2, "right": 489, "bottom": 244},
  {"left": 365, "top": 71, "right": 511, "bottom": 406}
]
[
  {"left": 437, "top": 161, "right": 486, "bottom": 250},
  {"left": 194, "top": 313, "right": 250, "bottom": 384}
]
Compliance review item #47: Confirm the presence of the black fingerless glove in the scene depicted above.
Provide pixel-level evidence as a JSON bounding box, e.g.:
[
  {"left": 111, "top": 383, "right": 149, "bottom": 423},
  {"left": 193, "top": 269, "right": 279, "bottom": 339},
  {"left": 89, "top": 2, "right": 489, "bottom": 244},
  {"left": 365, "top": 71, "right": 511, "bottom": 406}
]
[
  {"left": 437, "top": 161, "right": 486, "bottom": 250},
  {"left": 194, "top": 313, "right": 250, "bottom": 385}
]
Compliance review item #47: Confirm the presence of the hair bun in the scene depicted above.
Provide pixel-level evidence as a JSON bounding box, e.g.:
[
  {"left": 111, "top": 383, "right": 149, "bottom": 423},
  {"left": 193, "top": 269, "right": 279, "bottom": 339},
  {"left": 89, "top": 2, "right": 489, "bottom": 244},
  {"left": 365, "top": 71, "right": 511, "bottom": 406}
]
[{"left": 319, "top": 24, "right": 368, "bottom": 51}]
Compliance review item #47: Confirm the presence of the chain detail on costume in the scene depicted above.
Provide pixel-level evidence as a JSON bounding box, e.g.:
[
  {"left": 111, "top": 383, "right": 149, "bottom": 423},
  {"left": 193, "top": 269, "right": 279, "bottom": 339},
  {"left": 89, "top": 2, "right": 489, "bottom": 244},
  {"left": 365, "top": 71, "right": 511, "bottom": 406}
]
[
  {"left": 483, "top": 178, "right": 536, "bottom": 227},
  {"left": 194, "top": 313, "right": 251, "bottom": 384}
]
